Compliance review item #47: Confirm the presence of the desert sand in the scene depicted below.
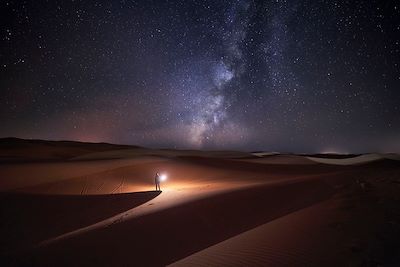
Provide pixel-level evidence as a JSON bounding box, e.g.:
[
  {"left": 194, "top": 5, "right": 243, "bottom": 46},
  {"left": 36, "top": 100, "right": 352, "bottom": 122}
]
[{"left": 1, "top": 138, "right": 399, "bottom": 266}]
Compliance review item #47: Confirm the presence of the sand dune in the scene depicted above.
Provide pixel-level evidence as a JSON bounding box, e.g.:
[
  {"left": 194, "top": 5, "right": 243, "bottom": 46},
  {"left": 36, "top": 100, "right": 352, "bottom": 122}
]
[
  {"left": 0, "top": 157, "right": 166, "bottom": 192},
  {"left": 171, "top": 161, "right": 400, "bottom": 266},
  {"left": 0, "top": 191, "right": 160, "bottom": 256},
  {"left": 236, "top": 154, "right": 317, "bottom": 165},
  {"left": 170, "top": 201, "right": 341, "bottom": 267},
  {"left": 384, "top": 153, "right": 400, "bottom": 161},
  {"left": 27, "top": 178, "right": 333, "bottom": 266},
  {"left": 12, "top": 155, "right": 339, "bottom": 196},
  {"left": 72, "top": 148, "right": 253, "bottom": 161},
  {"left": 1, "top": 139, "right": 399, "bottom": 266},
  {"left": 251, "top": 152, "right": 280, "bottom": 157},
  {"left": 307, "top": 153, "right": 383, "bottom": 165},
  {"left": 0, "top": 137, "right": 134, "bottom": 162}
]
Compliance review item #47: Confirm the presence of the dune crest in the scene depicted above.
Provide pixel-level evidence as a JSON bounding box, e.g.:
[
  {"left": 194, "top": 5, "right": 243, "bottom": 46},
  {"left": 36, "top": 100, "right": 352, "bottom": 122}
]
[{"left": 1, "top": 139, "right": 399, "bottom": 266}]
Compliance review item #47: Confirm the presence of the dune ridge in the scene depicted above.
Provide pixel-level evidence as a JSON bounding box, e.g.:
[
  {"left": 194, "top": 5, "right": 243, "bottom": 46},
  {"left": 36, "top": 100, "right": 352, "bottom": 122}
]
[
  {"left": 28, "top": 177, "right": 334, "bottom": 266},
  {"left": 1, "top": 138, "right": 399, "bottom": 266}
]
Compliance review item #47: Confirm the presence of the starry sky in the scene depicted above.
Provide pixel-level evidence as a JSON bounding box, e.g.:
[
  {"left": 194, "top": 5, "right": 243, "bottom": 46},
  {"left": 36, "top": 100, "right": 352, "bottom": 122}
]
[{"left": 1, "top": 0, "right": 399, "bottom": 152}]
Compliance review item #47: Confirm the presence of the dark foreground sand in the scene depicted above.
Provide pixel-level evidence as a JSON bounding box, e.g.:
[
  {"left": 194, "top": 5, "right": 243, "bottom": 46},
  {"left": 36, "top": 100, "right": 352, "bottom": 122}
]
[{"left": 0, "top": 139, "right": 399, "bottom": 266}]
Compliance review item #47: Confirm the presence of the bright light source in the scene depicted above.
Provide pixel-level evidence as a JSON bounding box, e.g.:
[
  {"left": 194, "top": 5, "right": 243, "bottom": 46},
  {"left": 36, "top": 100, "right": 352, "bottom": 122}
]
[{"left": 160, "top": 174, "right": 167, "bottom": 182}]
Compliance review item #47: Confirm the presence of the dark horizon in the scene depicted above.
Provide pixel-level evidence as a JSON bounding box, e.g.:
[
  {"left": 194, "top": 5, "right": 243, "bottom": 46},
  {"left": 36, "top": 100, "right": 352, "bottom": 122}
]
[
  {"left": 2, "top": 136, "right": 400, "bottom": 155},
  {"left": 1, "top": 0, "right": 399, "bottom": 153}
]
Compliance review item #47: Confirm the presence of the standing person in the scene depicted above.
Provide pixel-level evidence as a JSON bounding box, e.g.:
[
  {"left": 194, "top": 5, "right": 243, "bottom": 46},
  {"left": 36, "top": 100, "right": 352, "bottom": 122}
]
[{"left": 154, "top": 172, "right": 161, "bottom": 191}]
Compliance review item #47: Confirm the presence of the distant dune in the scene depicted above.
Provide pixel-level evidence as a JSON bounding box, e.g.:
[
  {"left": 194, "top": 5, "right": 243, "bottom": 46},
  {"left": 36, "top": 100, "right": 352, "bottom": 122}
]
[
  {"left": 306, "top": 153, "right": 399, "bottom": 165},
  {"left": 0, "top": 138, "right": 399, "bottom": 266},
  {"left": 238, "top": 154, "right": 316, "bottom": 165},
  {"left": 0, "top": 137, "right": 135, "bottom": 162},
  {"left": 72, "top": 148, "right": 253, "bottom": 161}
]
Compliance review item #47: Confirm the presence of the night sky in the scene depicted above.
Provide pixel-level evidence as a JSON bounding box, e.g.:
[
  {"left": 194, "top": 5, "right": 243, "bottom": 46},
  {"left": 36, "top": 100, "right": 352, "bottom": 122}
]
[{"left": 1, "top": 0, "right": 399, "bottom": 152}]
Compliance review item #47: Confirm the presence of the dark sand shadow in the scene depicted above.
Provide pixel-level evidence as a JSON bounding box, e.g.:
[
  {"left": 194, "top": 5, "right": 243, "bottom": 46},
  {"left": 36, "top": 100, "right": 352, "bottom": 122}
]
[
  {"left": 0, "top": 191, "right": 161, "bottom": 257},
  {"left": 30, "top": 179, "right": 335, "bottom": 267},
  {"left": 176, "top": 156, "right": 346, "bottom": 174}
]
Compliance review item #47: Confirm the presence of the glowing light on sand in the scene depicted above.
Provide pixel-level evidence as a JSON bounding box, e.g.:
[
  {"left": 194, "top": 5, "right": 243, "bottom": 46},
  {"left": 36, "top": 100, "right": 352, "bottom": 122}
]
[{"left": 160, "top": 174, "right": 168, "bottom": 182}]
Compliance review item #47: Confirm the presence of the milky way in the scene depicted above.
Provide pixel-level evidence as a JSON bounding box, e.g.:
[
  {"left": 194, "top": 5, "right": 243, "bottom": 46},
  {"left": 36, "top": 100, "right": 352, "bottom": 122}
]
[
  {"left": 1, "top": 0, "right": 399, "bottom": 152},
  {"left": 184, "top": 0, "right": 252, "bottom": 147}
]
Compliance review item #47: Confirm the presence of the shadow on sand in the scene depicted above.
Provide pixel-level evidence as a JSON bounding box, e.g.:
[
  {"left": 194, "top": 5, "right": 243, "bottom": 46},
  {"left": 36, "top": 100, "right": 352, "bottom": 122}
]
[
  {"left": 0, "top": 190, "right": 161, "bottom": 256},
  {"left": 28, "top": 179, "right": 335, "bottom": 267}
]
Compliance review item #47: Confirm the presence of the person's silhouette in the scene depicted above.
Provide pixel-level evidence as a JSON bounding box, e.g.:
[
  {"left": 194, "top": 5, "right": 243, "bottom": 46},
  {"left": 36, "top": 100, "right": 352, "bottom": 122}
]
[{"left": 155, "top": 172, "right": 161, "bottom": 191}]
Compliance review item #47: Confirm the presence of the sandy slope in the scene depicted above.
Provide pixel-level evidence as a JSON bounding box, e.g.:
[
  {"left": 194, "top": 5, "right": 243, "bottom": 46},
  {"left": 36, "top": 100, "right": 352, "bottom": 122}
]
[
  {"left": 170, "top": 200, "right": 343, "bottom": 267},
  {"left": 171, "top": 161, "right": 400, "bottom": 266},
  {"left": 1, "top": 154, "right": 340, "bottom": 266},
  {"left": 0, "top": 191, "right": 161, "bottom": 255},
  {"left": 0, "top": 157, "right": 166, "bottom": 192},
  {"left": 1, "top": 139, "right": 399, "bottom": 266},
  {"left": 0, "top": 138, "right": 134, "bottom": 162},
  {"left": 307, "top": 153, "right": 383, "bottom": 165},
  {"left": 25, "top": 177, "right": 333, "bottom": 267},
  {"left": 71, "top": 148, "right": 253, "bottom": 161},
  {"left": 236, "top": 154, "right": 316, "bottom": 165},
  {"left": 251, "top": 152, "right": 280, "bottom": 157},
  {"left": 10, "top": 156, "right": 339, "bottom": 195}
]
